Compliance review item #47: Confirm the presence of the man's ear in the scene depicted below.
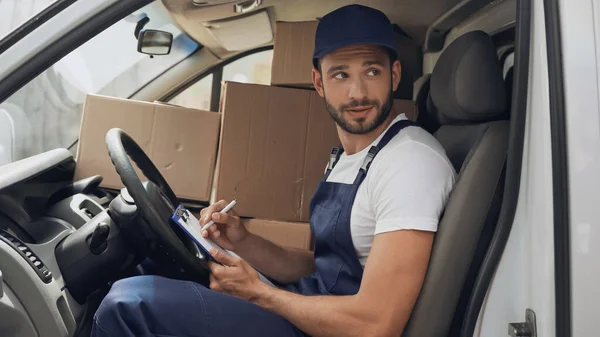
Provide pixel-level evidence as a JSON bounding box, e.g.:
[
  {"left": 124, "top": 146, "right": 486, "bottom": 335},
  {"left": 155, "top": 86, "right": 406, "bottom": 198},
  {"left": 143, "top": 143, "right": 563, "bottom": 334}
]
[
  {"left": 312, "top": 68, "right": 325, "bottom": 98},
  {"left": 391, "top": 59, "right": 401, "bottom": 92}
]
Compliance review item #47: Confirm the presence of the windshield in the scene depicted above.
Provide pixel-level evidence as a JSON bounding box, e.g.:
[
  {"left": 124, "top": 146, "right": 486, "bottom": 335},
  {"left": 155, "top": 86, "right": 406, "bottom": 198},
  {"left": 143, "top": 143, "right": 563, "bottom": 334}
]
[
  {"left": 0, "top": 0, "right": 58, "bottom": 41},
  {"left": 0, "top": 2, "right": 199, "bottom": 166}
]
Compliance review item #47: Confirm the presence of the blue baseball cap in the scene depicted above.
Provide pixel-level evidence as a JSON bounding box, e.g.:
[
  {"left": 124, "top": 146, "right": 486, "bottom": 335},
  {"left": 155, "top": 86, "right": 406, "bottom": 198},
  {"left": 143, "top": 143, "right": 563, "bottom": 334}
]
[{"left": 312, "top": 4, "right": 398, "bottom": 69}]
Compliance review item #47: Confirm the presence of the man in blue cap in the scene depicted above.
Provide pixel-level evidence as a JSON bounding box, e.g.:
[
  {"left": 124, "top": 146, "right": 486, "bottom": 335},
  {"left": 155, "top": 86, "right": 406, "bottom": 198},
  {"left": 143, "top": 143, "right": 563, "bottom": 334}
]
[{"left": 92, "top": 4, "right": 455, "bottom": 337}]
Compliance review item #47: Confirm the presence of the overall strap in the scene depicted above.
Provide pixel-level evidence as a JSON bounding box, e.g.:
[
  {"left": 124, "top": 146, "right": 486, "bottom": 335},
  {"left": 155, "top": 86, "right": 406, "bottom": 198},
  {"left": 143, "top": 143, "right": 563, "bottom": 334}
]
[
  {"left": 325, "top": 119, "right": 418, "bottom": 180},
  {"left": 324, "top": 146, "right": 343, "bottom": 180},
  {"left": 378, "top": 120, "right": 418, "bottom": 151},
  {"left": 359, "top": 119, "right": 418, "bottom": 174}
]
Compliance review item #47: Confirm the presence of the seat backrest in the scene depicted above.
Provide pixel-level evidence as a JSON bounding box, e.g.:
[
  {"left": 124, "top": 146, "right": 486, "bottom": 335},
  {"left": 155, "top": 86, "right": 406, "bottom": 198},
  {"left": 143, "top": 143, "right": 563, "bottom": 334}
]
[{"left": 403, "top": 30, "right": 509, "bottom": 337}]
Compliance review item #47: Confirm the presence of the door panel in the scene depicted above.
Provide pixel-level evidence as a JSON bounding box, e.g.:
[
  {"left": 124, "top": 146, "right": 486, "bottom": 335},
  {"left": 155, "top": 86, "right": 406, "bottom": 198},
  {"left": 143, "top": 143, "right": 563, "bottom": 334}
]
[
  {"left": 475, "top": 0, "right": 556, "bottom": 336},
  {"left": 559, "top": 1, "right": 600, "bottom": 336}
]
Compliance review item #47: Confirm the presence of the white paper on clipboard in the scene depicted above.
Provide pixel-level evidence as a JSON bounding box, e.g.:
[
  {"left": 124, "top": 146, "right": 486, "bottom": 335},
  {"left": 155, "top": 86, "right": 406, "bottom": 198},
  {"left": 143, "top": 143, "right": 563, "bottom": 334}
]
[
  {"left": 171, "top": 205, "right": 229, "bottom": 259},
  {"left": 171, "top": 205, "right": 275, "bottom": 287}
]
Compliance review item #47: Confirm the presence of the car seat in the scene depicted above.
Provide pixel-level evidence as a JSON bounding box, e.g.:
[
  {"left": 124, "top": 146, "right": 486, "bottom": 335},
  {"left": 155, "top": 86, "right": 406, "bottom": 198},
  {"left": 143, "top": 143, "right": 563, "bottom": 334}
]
[{"left": 403, "top": 30, "right": 509, "bottom": 337}]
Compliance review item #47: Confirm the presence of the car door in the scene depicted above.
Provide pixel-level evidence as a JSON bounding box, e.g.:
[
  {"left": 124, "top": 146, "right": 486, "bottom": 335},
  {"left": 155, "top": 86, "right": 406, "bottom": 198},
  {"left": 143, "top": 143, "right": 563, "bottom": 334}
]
[
  {"left": 0, "top": 0, "right": 199, "bottom": 166},
  {"left": 470, "top": 0, "right": 587, "bottom": 336},
  {"left": 556, "top": 0, "right": 600, "bottom": 336}
]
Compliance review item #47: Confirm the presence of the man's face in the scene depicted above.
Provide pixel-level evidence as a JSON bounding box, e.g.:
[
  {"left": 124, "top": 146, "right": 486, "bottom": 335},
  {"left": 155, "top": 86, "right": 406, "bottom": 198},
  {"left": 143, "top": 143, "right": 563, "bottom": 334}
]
[{"left": 313, "top": 45, "right": 401, "bottom": 135}]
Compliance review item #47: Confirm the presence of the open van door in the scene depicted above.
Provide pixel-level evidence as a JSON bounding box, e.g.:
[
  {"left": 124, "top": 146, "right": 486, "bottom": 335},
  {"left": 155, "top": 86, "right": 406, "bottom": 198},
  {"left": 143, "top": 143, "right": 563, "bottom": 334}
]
[{"left": 464, "top": 0, "right": 600, "bottom": 336}]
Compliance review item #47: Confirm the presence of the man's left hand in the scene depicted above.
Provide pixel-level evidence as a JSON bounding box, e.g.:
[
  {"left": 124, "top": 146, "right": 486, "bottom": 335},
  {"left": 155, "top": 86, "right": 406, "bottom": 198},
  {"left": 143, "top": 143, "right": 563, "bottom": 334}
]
[{"left": 208, "top": 248, "right": 267, "bottom": 302}]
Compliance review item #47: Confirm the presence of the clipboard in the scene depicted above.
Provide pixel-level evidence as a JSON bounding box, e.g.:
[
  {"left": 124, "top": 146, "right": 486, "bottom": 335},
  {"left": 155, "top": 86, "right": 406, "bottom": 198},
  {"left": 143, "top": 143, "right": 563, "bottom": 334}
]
[
  {"left": 171, "top": 204, "right": 232, "bottom": 263},
  {"left": 170, "top": 204, "right": 275, "bottom": 286}
]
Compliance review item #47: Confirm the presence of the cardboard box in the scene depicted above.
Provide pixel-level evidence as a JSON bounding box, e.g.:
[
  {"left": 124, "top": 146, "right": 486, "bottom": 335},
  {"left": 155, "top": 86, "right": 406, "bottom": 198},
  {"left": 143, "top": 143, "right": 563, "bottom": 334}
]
[
  {"left": 213, "top": 82, "right": 418, "bottom": 222},
  {"left": 395, "top": 99, "right": 418, "bottom": 122},
  {"left": 243, "top": 218, "right": 313, "bottom": 251},
  {"left": 270, "top": 21, "right": 318, "bottom": 88},
  {"left": 74, "top": 94, "right": 221, "bottom": 202},
  {"left": 270, "top": 21, "right": 422, "bottom": 99},
  {"left": 214, "top": 82, "right": 339, "bottom": 221}
]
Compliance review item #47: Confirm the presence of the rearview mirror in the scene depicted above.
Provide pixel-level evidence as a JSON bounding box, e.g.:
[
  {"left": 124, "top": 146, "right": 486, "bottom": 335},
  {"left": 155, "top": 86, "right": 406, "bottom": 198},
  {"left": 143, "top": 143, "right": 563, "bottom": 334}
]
[{"left": 137, "top": 30, "right": 173, "bottom": 55}]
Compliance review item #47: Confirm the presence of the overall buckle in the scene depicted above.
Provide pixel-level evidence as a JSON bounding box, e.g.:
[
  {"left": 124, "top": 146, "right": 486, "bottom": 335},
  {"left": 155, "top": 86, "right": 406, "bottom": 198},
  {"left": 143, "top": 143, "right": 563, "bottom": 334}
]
[
  {"left": 328, "top": 147, "right": 342, "bottom": 170},
  {"left": 361, "top": 146, "right": 380, "bottom": 172}
]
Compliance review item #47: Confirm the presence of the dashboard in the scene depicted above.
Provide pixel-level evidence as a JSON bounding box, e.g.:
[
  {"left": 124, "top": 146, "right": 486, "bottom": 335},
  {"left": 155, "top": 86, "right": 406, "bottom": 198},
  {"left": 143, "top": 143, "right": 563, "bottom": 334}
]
[
  {"left": 0, "top": 149, "right": 110, "bottom": 240},
  {"left": 0, "top": 149, "right": 122, "bottom": 337}
]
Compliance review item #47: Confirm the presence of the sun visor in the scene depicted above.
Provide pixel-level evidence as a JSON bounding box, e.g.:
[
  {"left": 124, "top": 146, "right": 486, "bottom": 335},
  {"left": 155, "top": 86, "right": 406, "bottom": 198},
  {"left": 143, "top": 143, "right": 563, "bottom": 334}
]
[{"left": 204, "top": 10, "right": 273, "bottom": 52}]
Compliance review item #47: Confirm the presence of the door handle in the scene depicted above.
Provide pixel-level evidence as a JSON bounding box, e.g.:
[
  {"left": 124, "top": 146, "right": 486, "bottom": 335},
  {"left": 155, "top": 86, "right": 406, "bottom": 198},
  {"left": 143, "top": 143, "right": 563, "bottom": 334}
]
[{"left": 508, "top": 309, "right": 537, "bottom": 337}]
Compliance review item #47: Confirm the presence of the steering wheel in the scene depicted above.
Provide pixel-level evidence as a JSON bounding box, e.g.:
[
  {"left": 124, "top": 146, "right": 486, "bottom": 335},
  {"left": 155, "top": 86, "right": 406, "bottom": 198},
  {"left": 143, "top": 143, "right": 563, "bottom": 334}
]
[{"left": 104, "top": 128, "right": 209, "bottom": 281}]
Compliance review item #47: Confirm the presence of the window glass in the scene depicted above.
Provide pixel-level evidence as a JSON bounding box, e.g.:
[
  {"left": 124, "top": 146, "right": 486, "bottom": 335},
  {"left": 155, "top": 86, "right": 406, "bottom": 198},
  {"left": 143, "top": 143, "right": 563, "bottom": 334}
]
[
  {"left": 0, "top": 2, "right": 199, "bottom": 166},
  {"left": 169, "top": 74, "right": 213, "bottom": 111},
  {"left": 0, "top": 0, "right": 57, "bottom": 41},
  {"left": 222, "top": 49, "right": 273, "bottom": 84},
  {"left": 167, "top": 49, "right": 274, "bottom": 112}
]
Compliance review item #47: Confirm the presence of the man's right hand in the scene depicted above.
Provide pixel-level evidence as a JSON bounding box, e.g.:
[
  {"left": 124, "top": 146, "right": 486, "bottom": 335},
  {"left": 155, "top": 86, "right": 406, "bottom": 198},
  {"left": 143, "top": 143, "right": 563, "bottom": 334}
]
[
  {"left": 200, "top": 200, "right": 249, "bottom": 251},
  {"left": 200, "top": 200, "right": 315, "bottom": 284}
]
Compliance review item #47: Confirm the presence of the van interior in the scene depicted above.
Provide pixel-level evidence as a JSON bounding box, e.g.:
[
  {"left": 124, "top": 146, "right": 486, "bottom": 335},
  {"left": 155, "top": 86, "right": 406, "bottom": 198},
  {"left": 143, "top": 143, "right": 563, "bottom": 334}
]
[{"left": 0, "top": 0, "right": 524, "bottom": 336}]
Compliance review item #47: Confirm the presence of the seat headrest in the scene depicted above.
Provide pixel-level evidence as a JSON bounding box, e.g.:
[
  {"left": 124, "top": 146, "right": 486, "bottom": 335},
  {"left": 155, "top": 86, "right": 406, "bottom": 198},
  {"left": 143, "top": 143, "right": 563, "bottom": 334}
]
[{"left": 426, "top": 30, "right": 506, "bottom": 126}]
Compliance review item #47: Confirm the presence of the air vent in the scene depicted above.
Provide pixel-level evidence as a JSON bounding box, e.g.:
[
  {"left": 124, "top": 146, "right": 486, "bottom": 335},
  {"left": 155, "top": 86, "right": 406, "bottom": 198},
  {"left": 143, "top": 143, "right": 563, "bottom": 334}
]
[{"left": 0, "top": 230, "right": 52, "bottom": 283}]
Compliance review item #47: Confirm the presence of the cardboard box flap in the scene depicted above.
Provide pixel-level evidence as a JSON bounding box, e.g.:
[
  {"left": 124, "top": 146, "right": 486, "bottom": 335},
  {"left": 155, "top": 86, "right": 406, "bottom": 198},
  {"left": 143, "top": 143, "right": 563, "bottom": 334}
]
[
  {"left": 271, "top": 21, "right": 319, "bottom": 88},
  {"left": 216, "top": 82, "right": 312, "bottom": 219},
  {"left": 75, "top": 94, "right": 221, "bottom": 202}
]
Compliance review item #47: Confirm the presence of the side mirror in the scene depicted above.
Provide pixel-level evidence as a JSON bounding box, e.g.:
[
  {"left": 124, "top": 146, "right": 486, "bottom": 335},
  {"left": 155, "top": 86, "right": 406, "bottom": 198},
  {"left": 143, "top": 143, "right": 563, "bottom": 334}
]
[{"left": 137, "top": 30, "right": 173, "bottom": 55}]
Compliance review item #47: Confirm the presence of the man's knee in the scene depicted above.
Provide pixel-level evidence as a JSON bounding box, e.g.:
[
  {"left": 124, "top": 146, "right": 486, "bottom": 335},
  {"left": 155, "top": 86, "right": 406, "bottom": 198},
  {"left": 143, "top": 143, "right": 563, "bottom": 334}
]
[{"left": 93, "top": 276, "right": 155, "bottom": 333}]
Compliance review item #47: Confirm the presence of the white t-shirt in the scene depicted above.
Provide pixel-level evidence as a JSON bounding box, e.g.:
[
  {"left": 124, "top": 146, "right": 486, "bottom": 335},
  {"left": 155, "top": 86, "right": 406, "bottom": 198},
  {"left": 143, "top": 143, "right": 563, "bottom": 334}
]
[{"left": 326, "top": 114, "right": 457, "bottom": 267}]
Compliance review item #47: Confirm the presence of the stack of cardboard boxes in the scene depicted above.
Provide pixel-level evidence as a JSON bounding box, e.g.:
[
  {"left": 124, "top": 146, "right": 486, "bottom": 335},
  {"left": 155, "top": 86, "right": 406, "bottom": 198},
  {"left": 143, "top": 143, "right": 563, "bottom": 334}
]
[{"left": 74, "top": 20, "right": 419, "bottom": 252}]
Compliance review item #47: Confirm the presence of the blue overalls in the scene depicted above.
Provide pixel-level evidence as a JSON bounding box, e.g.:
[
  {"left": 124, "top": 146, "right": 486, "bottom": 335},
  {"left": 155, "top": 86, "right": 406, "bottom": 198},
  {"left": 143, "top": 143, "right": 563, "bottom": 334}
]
[{"left": 91, "top": 119, "right": 416, "bottom": 337}]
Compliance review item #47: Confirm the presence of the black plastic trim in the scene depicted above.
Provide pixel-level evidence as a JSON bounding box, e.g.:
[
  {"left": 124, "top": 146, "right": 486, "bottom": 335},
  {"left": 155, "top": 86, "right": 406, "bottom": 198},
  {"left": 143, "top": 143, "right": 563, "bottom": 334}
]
[
  {"left": 0, "top": 0, "right": 153, "bottom": 104},
  {"left": 424, "top": 0, "right": 493, "bottom": 52},
  {"left": 0, "top": 0, "right": 77, "bottom": 55},
  {"left": 210, "top": 67, "right": 223, "bottom": 112},
  {"left": 459, "top": 0, "right": 531, "bottom": 335},
  {"left": 492, "top": 24, "right": 517, "bottom": 48},
  {"left": 543, "top": 0, "right": 572, "bottom": 336}
]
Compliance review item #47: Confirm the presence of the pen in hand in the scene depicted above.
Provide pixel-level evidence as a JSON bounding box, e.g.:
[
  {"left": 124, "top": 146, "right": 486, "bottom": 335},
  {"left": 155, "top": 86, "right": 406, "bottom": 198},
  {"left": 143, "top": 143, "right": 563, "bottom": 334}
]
[{"left": 201, "top": 199, "right": 237, "bottom": 232}]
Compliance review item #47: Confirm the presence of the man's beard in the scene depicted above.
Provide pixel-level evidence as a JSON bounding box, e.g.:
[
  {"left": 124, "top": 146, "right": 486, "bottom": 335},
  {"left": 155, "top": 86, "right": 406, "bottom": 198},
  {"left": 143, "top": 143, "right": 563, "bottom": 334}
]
[{"left": 324, "top": 90, "right": 394, "bottom": 135}]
